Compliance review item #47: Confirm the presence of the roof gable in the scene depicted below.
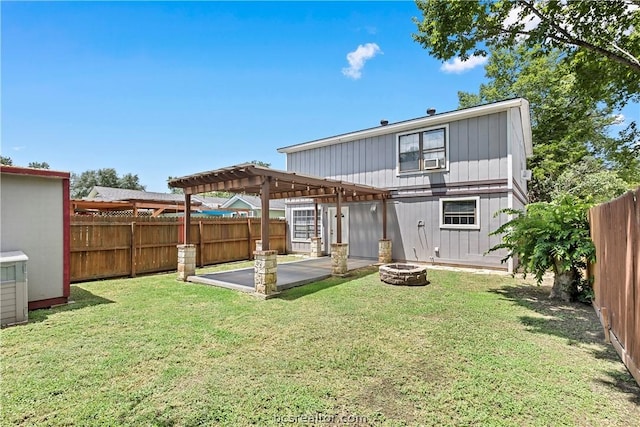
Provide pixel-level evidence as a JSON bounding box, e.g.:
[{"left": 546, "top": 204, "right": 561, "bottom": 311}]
[
  {"left": 220, "top": 194, "right": 286, "bottom": 210},
  {"left": 277, "top": 98, "right": 532, "bottom": 157}
]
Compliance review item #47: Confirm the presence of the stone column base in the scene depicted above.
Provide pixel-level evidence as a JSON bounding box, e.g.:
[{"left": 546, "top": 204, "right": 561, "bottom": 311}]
[
  {"left": 177, "top": 244, "right": 196, "bottom": 281},
  {"left": 331, "top": 243, "right": 349, "bottom": 276},
  {"left": 310, "top": 237, "right": 322, "bottom": 257},
  {"left": 254, "top": 250, "right": 278, "bottom": 297},
  {"left": 378, "top": 239, "right": 392, "bottom": 264}
]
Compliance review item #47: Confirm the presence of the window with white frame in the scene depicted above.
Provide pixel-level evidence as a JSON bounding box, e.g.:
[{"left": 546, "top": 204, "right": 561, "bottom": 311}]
[
  {"left": 398, "top": 126, "right": 447, "bottom": 173},
  {"left": 292, "top": 208, "right": 321, "bottom": 241},
  {"left": 439, "top": 197, "right": 480, "bottom": 229}
]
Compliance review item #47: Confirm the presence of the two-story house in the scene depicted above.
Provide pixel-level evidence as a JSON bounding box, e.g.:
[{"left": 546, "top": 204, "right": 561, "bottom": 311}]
[{"left": 277, "top": 98, "right": 532, "bottom": 272}]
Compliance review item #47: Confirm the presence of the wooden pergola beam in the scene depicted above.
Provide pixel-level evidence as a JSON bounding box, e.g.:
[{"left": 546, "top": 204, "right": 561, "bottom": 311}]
[
  {"left": 170, "top": 164, "right": 390, "bottom": 201},
  {"left": 169, "top": 164, "right": 392, "bottom": 252}
]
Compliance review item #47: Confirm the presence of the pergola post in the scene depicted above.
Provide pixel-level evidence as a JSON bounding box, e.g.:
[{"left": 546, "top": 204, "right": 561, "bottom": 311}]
[
  {"left": 336, "top": 189, "right": 342, "bottom": 244},
  {"left": 184, "top": 193, "right": 191, "bottom": 244},
  {"left": 313, "top": 201, "right": 319, "bottom": 238},
  {"left": 310, "top": 201, "right": 322, "bottom": 257},
  {"left": 331, "top": 188, "right": 348, "bottom": 276},
  {"left": 177, "top": 192, "right": 196, "bottom": 281},
  {"left": 254, "top": 177, "right": 278, "bottom": 297},
  {"left": 261, "top": 178, "right": 270, "bottom": 251},
  {"left": 382, "top": 198, "right": 387, "bottom": 240},
  {"left": 378, "top": 198, "right": 392, "bottom": 264}
]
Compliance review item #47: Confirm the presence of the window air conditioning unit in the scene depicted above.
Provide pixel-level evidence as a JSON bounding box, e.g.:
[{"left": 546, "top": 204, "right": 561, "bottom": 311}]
[
  {"left": 1, "top": 251, "right": 29, "bottom": 327},
  {"left": 424, "top": 158, "right": 440, "bottom": 170},
  {"left": 521, "top": 169, "right": 532, "bottom": 181}
]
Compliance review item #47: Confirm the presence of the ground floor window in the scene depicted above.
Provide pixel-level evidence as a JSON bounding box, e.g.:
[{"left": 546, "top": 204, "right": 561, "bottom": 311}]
[
  {"left": 439, "top": 197, "right": 480, "bottom": 229},
  {"left": 292, "top": 208, "right": 321, "bottom": 241}
]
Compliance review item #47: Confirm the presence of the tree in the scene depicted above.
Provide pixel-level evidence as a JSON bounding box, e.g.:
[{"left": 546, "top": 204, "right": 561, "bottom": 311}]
[
  {"left": 488, "top": 195, "right": 596, "bottom": 302},
  {"left": 413, "top": 0, "right": 640, "bottom": 109},
  {"left": 167, "top": 176, "right": 183, "bottom": 194},
  {"left": 28, "top": 161, "right": 50, "bottom": 169},
  {"left": 455, "top": 44, "right": 638, "bottom": 201},
  {"left": 71, "top": 168, "right": 145, "bottom": 199},
  {"left": 249, "top": 160, "right": 271, "bottom": 167},
  {"left": 551, "top": 157, "right": 629, "bottom": 204},
  {"left": 1, "top": 156, "right": 13, "bottom": 166}
]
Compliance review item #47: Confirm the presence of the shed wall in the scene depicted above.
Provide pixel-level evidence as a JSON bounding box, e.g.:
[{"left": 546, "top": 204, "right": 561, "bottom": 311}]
[
  {"left": 509, "top": 107, "right": 528, "bottom": 202},
  {"left": 1, "top": 174, "right": 65, "bottom": 303}
]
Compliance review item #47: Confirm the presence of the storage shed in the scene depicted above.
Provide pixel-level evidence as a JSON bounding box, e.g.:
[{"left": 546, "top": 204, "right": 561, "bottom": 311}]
[{"left": 1, "top": 166, "right": 70, "bottom": 309}]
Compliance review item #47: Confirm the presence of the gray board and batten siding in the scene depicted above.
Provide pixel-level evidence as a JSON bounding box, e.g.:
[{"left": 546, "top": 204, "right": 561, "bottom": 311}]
[{"left": 278, "top": 98, "right": 533, "bottom": 272}]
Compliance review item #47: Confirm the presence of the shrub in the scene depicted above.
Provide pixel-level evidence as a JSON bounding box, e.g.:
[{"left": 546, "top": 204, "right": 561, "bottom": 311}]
[{"left": 488, "top": 195, "right": 596, "bottom": 302}]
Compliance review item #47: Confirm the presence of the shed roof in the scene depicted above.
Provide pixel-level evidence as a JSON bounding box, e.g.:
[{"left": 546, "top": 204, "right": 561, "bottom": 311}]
[
  {"left": 168, "top": 163, "right": 390, "bottom": 203},
  {"left": 1, "top": 165, "right": 70, "bottom": 180}
]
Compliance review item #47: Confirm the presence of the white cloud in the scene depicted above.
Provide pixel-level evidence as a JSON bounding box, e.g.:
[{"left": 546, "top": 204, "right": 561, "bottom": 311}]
[
  {"left": 440, "top": 55, "right": 488, "bottom": 74},
  {"left": 342, "top": 43, "right": 382, "bottom": 80},
  {"left": 12, "top": 146, "right": 26, "bottom": 151},
  {"left": 612, "top": 114, "right": 625, "bottom": 125},
  {"left": 503, "top": 7, "right": 541, "bottom": 32}
]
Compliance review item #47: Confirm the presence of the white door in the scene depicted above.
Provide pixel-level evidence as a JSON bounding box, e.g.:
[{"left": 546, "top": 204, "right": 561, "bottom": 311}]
[{"left": 328, "top": 207, "right": 349, "bottom": 255}]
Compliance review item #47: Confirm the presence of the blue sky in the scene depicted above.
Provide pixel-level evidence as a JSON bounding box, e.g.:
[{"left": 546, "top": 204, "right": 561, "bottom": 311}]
[{"left": 2, "top": 2, "right": 636, "bottom": 192}]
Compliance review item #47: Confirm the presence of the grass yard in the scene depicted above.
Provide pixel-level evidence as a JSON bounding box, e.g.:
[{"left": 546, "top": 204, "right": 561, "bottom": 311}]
[{"left": 1, "top": 261, "right": 638, "bottom": 426}]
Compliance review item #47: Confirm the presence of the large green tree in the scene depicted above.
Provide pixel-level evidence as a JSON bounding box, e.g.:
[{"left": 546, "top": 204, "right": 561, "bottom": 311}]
[
  {"left": 551, "top": 157, "right": 629, "bottom": 204},
  {"left": 455, "top": 44, "right": 637, "bottom": 200},
  {"left": 413, "top": 0, "right": 640, "bottom": 109},
  {"left": 71, "top": 168, "right": 145, "bottom": 199}
]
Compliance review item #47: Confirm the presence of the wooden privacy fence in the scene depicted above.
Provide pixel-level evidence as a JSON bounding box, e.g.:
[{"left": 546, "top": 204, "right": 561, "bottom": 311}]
[
  {"left": 589, "top": 188, "right": 640, "bottom": 386},
  {"left": 70, "top": 216, "right": 286, "bottom": 282}
]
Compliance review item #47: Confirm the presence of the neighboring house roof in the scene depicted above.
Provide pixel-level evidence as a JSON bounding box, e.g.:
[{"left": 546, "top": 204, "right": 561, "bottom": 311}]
[
  {"left": 192, "top": 195, "right": 230, "bottom": 209},
  {"left": 86, "top": 186, "right": 194, "bottom": 204},
  {"left": 220, "top": 194, "right": 286, "bottom": 211},
  {"left": 277, "top": 97, "right": 532, "bottom": 157}
]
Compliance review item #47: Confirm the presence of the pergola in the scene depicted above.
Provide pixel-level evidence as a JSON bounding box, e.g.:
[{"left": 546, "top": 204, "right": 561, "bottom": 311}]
[
  {"left": 168, "top": 163, "right": 391, "bottom": 251},
  {"left": 70, "top": 199, "right": 202, "bottom": 217}
]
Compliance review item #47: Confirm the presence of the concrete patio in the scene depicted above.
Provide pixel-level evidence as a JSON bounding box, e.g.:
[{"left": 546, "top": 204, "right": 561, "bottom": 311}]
[{"left": 188, "top": 257, "right": 375, "bottom": 293}]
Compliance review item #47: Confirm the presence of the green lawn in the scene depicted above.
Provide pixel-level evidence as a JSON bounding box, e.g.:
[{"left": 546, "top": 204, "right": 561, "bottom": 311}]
[{"left": 1, "top": 261, "right": 638, "bottom": 426}]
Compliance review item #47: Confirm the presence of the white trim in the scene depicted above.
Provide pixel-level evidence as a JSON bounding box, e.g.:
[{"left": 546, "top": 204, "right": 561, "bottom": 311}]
[
  {"left": 519, "top": 99, "right": 533, "bottom": 158},
  {"left": 396, "top": 124, "right": 450, "bottom": 176},
  {"left": 278, "top": 98, "right": 532, "bottom": 156},
  {"left": 291, "top": 207, "right": 322, "bottom": 243},
  {"left": 507, "top": 109, "right": 513, "bottom": 191},
  {"left": 439, "top": 196, "right": 481, "bottom": 230},
  {"left": 507, "top": 193, "right": 514, "bottom": 273}
]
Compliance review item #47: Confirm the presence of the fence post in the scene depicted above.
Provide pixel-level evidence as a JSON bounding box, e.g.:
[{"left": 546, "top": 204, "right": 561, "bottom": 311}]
[
  {"left": 130, "top": 221, "right": 137, "bottom": 278},
  {"left": 247, "top": 218, "right": 253, "bottom": 260},
  {"left": 198, "top": 220, "right": 204, "bottom": 267}
]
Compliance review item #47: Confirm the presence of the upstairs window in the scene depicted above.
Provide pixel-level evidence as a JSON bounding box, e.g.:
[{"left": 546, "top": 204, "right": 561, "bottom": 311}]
[{"left": 398, "top": 126, "right": 447, "bottom": 173}]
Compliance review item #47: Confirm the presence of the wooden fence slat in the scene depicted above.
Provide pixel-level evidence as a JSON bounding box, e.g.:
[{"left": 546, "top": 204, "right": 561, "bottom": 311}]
[
  {"left": 70, "top": 217, "right": 287, "bottom": 282},
  {"left": 131, "top": 222, "right": 136, "bottom": 278},
  {"left": 590, "top": 188, "right": 640, "bottom": 386}
]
